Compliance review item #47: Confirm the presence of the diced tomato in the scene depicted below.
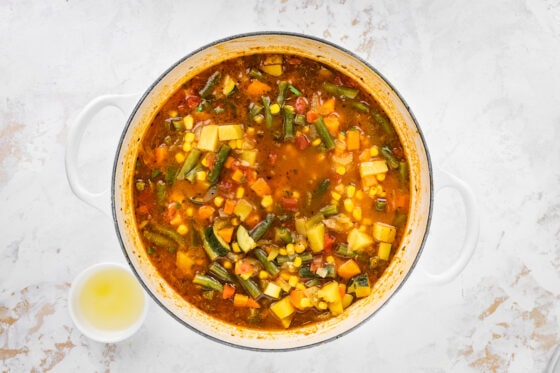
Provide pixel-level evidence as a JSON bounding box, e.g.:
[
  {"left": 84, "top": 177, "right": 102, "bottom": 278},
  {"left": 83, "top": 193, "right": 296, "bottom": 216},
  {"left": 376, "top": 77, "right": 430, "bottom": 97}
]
[
  {"left": 310, "top": 256, "right": 323, "bottom": 273},
  {"left": 268, "top": 152, "right": 277, "bottom": 165},
  {"left": 295, "top": 96, "right": 308, "bottom": 114},
  {"left": 185, "top": 94, "right": 201, "bottom": 110},
  {"left": 295, "top": 134, "right": 310, "bottom": 150},
  {"left": 218, "top": 179, "right": 234, "bottom": 193},
  {"left": 306, "top": 111, "right": 320, "bottom": 124},
  {"left": 285, "top": 56, "right": 302, "bottom": 65},
  {"left": 280, "top": 197, "right": 299, "bottom": 212},
  {"left": 222, "top": 283, "right": 236, "bottom": 299},
  {"left": 323, "top": 233, "right": 336, "bottom": 253}
]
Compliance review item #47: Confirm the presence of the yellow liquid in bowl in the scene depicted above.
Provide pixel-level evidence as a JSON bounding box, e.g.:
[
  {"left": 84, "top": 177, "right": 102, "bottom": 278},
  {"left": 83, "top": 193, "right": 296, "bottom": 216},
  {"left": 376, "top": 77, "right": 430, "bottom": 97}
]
[{"left": 77, "top": 267, "right": 145, "bottom": 331}]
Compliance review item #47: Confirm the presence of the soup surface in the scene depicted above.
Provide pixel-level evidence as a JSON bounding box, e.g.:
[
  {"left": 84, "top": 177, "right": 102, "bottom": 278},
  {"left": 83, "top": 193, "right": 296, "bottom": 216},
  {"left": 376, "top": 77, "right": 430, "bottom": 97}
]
[{"left": 133, "top": 54, "right": 410, "bottom": 330}]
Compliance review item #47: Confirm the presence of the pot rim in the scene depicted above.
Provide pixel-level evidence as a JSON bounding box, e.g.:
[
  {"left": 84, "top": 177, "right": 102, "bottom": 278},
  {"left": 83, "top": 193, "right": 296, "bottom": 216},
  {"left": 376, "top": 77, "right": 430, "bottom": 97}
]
[{"left": 111, "top": 31, "right": 433, "bottom": 351}]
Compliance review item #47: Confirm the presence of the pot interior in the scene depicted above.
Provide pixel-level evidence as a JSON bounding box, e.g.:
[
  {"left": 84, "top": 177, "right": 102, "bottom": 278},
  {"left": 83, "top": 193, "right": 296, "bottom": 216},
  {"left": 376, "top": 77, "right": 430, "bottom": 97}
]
[{"left": 112, "top": 32, "right": 432, "bottom": 350}]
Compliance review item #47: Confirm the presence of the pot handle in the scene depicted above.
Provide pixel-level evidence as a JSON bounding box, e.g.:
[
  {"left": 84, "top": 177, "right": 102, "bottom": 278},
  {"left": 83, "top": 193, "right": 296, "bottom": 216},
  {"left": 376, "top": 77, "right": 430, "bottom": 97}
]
[
  {"left": 420, "top": 169, "right": 479, "bottom": 284},
  {"left": 65, "top": 94, "right": 140, "bottom": 216}
]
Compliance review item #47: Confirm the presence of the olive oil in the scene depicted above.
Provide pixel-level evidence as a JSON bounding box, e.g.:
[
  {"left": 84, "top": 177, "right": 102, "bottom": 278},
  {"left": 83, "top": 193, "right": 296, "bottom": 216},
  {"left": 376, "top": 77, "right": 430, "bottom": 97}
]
[{"left": 77, "top": 267, "right": 145, "bottom": 331}]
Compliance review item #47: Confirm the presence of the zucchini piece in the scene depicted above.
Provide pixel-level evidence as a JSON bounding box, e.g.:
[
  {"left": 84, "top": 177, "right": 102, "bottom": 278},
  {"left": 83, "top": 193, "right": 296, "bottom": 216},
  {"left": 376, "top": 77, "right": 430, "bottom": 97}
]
[
  {"left": 263, "top": 282, "right": 282, "bottom": 299},
  {"left": 193, "top": 274, "right": 223, "bottom": 292},
  {"left": 201, "top": 226, "right": 229, "bottom": 261},
  {"left": 218, "top": 124, "right": 244, "bottom": 141},
  {"left": 208, "top": 262, "right": 236, "bottom": 283},
  {"left": 347, "top": 273, "right": 371, "bottom": 298},
  {"left": 254, "top": 248, "right": 280, "bottom": 277},
  {"left": 197, "top": 125, "right": 219, "bottom": 152},
  {"left": 236, "top": 225, "right": 257, "bottom": 253}
]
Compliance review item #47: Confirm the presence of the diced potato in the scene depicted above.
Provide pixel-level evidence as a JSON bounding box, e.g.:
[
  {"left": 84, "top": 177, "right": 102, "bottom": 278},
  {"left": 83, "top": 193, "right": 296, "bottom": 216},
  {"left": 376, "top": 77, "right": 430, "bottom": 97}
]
[
  {"left": 261, "top": 55, "right": 283, "bottom": 76},
  {"left": 176, "top": 250, "right": 195, "bottom": 278},
  {"left": 197, "top": 125, "right": 219, "bottom": 151},
  {"left": 328, "top": 300, "right": 344, "bottom": 316},
  {"left": 233, "top": 198, "right": 253, "bottom": 221},
  {"left": 295, "top": 218, "right": 307, "bottom": 235},
  {"left": 378, "top": 241, "right": 392, "bottom": 261},
  {"left": 306, "top": 222, "right": 325, "bottom": 253},
  {"left": 218, "top": 124, "right": 244, "bottom": 141},
  {"left": 342, "top": 293, "right": 354, "bottom": 308},
  {"left": 347, "top": 228, "right": 373, "bottom": 252},
  {"left": 278, "top": 314, "right": 293, "bottom": 329},
  {"left": 317, "top": 281, "right": 341, "bottom": 303},
  {"left": 359, "top": 160, "right": 388, "bottom": 178},
  {"left": 270, "top": 296, "right": 295, "bottom": 319},
  {"left": 239, "top": 149, "right": 258, "bottom": 166},
  {"left": 373, "top": 222, "right": 396, "bottom": 243}
]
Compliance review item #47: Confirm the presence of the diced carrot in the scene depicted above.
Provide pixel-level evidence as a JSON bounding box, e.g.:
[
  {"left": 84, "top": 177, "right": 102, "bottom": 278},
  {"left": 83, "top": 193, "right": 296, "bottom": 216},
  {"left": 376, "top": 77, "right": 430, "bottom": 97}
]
[
  {"left": 346, "top": 129, "right": 360, "bottom": 151},
  {"left": 289, "top": 289, "right": 310, "bottom": 311},
  {"left": 250, "top": 177, "right": 272, "bottom": 197},
  {"left": 338, "top": 283, "right": 347, "bottom": 299},
  {"left": 246, "top": 298, "right": 261, "bottom": 308},
  {"left": 281, "top": 197, "right": 299, "bottom": 212},
  {"left": 224, "top": 156, "right": 235, "bottom": 169},
  {"left": 306, "top": 110, "right": 320, "bottom": 124},
  {"left": 361, "top": 174, "right": 378, "bottom": 188},
  {"left": 223, "top": 199, "right": 237, "bottom": 215},
  {"left": 231, "top": 168, "right": 245, "bottom": 183},
  {"left": 246, "top": 79, "right": 272, "bottom": 96},
  {"left": 244, "top": 213, "right": 261, "bottom": 229},
  {"left": 218, "top": 226, "right": 235, "bottom": 243},
  {"left": 295, "top": 134, "right": 310, "bottom": 150},
  {"left": 155, "top": 145, "right": 168, "bottom": 165},
  {"left": 198, "top": 205, "right": 215, "bottom": 221},
  {"left": 395, "top": 194, "right": 410, "bottom": 209},
  {"left": 222, "top": 283, "right": 236, "bottom": 299},
  {"left": 323, "top": 233, "right": 336, "bottom": 252},
  {"left": 337, "top": 259, "right": 362, "bottom": 279}
]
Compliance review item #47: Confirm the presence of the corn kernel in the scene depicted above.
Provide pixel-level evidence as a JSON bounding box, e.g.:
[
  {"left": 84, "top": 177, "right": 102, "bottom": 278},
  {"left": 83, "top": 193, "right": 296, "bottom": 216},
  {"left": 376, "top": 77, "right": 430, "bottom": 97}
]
[
  {"left": 280, "top": 272, "right": 291, "bottom": 281},
  {"left": 236, "top": 187, "right": 245, "bottom": 199},
  {"left": 259, "top": 270, "right": 269, "bottom": 279},
  {"left": 362, "top": 218, "right": 373, "bottom": 226},
  {"left": 344, "top": 198, "right": 354, "bottom": 212},
  {"left": 182, "top": 142, "right": 192, "bottom": 152},
  {"left": 176, "top": 224, "right": 188, "bottom": 235},
  {"left": 337, "top": 132, "right": 346, "bottom": 141},
  {"left": 269, "top": 103, "right": 281, "bottom": 114},
  {"left": 302, "top": 126, "right": 310, "bottom": 134},
  {"left": 352, "top": 206, "right": 363, "bottom": 221},
  {"left": 370, "top": 146, "right": 379, "bottom": 157},
  {"left": 368, "top": 188, "right": 378, "bottom": 198},
  {"left": 196, "top": 170, "right": 207, "bottom": 181},
  {"left": 184, "top": 132, "right": 196, "bottom": 143},
  {"left": 331, "top": 191, "right": 342, "bottom": 201},
  {"left": 376, "top": 173, "right": 386, "bottom": 182},
  {"left": 346, "top": 185, "right": 356, "bottom": 198},
  {"left": 168, "top": 110, "right": 178, "bottom": 118},
  {"left": 326, "top": 255, "right": 335, "bottom": 264},
  {"left": 279, "top": 248, "right": 288, "bottom": 256},
  {"left": 228, "top": 140, "right": 237, "bottom": 149},
  {"left": 231, "top": 242, "right": 241, "bottom": 253},
  {"left": 296, "top": 283, "right": 306, "bottom": 290},
  {"left": 236, "top": 139, "right": 243, "bottom": 149},
  {"left": 335, "top": 184, "right": 345, "bottom": 194},
  {"left": 295, "top": 242, "right": 306, "bottom": 253},
  {"left": 261, "top": 195, "right": 274, "bottom": 208},
  {"left": 214, "top": 196, "right": 224, "bottom": 208},
  {"left": 231, "top": 217, "right": 240, "bottom": 226},
  {"left": 335, "top": 166, "right": 346, "bottom": 175},
  {"left": 253, "top": 114, "right": 264, "bottom": 124},
  {"left": 293, "top": 256, "right": 303, "bottom": 268},
  {"left": 292, "top": 191, "right": 300, "bottom": 199},
  {"left": 312, "top": 138, "right": 322, "bottom": 146},
  {"left": 175, "top": 152, "right": 185, "bottom": 164},
  {"left": 359, "top": 225, "right": 367, "bottom": 232},
  {"left": 223, "top": 260, "right": 233, "bottom": 269},
  {"left": 317, "top": 301, "right": 328, "bottom": 310},
  {"left": 355, "top": 190, "right": 364, "bottom": 200},
  {"left": 186, "top": 207, "right": 194, "bottom": 217},
  {"left": 288, "top": 275, "right": 299, "bottom": 287},
  {"left": 286, "top": 243, "right": 295, "bottom": 255},
  {"left": 183, "top": 115, "right": 194, "bottom": 130}
]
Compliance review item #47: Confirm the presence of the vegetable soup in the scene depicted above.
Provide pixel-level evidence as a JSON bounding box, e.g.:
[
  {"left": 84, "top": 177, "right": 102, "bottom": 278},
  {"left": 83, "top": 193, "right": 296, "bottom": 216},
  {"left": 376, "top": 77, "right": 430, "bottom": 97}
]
[{"left": 133, "top": 54, "right": 410, "bottom": 330}]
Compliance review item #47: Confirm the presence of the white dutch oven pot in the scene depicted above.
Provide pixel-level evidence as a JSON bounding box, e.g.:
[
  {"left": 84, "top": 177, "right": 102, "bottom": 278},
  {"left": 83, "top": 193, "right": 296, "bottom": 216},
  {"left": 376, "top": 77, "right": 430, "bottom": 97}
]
[{"left": 66, "top": 32, "right": 479, "bottom": 350}]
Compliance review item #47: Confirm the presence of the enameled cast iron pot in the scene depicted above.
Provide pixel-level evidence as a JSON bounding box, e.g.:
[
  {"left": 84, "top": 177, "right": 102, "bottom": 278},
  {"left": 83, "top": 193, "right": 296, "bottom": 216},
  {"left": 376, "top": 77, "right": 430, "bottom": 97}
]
[{"left": 66, "top": 32, "right": 478, "bottom": 350}]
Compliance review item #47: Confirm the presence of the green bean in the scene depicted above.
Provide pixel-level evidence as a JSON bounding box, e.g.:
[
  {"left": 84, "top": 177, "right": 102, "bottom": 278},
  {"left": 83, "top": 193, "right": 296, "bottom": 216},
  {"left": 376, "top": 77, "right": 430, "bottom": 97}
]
[
  {"left": 322, "top": 82, "right": 358, "bottom": 99},
  {"left": 277, "top": 81, "right": 288, "bottom": 106},
  {"left": 350, "top": 100, "right": 370, "bottom": 113},
  {"left": 381, "top": 146, "right": 400, "bottom": 169},
  {"left": 313, "top": 117, "right": 336, "bottom": 151},
  {"left": 283, "top": 105, "right": 295, "bottom": 141},
  {"left": 312, "top": 178, "right": 331, "bottom": 199},
  {"left": 185, "top": 163, "right": 204, "bottom": 183},
  {"left": 193, "top": 274, "right": 224, "bottom": 292},
  {"left": 288, "top": 84, "right": 302, "bottom": 96},
  {"left": 254, "top": 248, "right": 280, "bottom": 277},
  {"left": 142, "top": 229, "right": 177, "bottom": 251},
  {"left": 262, "top": 96, "right": 273, "bottom": 129},
  {"left": 294, "top": 113, "right": 306, "bottom": 126},
  {"left": 149, "top": 223, "right": 185, "bottom": 248},
  {"left": 399, "top": 160, "right": 409, "bottom": 184},
  {"left": 374, "top": 113, "right": 396, "bottom": 138},
  {"left": 207, "top": 144, "right": 231, "bottom": 184},
  {"left": 375, "top": 197, "right": 387, "bottom": 211},
  {"left": 274, "top": 227, "right": 293, "bottom": 244},
  {"left": 249, "top": 103, "right": 263, "bottom": 121},
  {"left": 249, "top": 213, "right": 276, "bottom": 241},
  {"left": 176, "top": 149, "right": 202, "bottom": 180},
  {"left": 248, "top": 68, "right": 265, "bottom": 80},
  {"left": 199, "top": 71, "right": 221, "bottom": 98},
  {"left": 319, "top": 204, "right": 338, "bottom": 216},
  {"left": 208, "top": 262, "right": 236, "bottom": 283},
  {"left": 236, "top": 275, "right": 262, "bottom": 299},
  {"left": 155, "top": 180, "right": 166, "bottom": 206}
]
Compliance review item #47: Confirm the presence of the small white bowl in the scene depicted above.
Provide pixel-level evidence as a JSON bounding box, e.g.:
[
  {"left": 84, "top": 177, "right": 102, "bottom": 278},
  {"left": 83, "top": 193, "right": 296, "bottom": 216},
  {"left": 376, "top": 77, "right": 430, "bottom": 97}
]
[{"left": 68, "top": 262, "right": 148, "bottom": 343}]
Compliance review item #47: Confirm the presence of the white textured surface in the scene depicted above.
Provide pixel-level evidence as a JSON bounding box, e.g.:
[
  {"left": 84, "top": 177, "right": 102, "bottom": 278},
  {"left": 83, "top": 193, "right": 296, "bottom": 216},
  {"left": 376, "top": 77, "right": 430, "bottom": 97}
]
[{"left": 1, "top": 0, "right": 560, "bottom": 372}]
